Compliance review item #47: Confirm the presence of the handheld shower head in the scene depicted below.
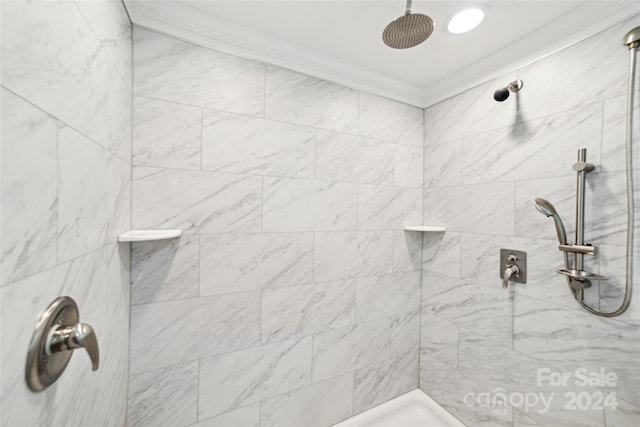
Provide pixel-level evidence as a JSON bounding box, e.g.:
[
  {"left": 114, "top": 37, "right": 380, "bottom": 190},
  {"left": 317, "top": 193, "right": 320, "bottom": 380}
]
[{"left": 533, "top": 198, "right": 567, "bottom": 245}]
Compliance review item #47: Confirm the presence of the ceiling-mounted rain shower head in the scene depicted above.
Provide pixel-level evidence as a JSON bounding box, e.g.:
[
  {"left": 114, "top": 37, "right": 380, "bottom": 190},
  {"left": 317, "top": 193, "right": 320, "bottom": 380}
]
[
  {"left": 383, "top": 0, "right": 434, "bottom": 49},
  {"left": 493, "top": 80, "right": 523, "bottom": 102}
]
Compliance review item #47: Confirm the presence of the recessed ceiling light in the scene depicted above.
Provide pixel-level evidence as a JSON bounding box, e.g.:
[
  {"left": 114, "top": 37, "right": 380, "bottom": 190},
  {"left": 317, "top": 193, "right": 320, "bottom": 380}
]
[{"left": 446, "top": 7, "right": 486, "bottom": 34}]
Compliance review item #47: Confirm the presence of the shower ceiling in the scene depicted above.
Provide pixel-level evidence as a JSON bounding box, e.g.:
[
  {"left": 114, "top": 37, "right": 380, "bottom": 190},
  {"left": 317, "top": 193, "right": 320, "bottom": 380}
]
[{"left": 124, "top": 1, "right": 640, "bottom": 107}]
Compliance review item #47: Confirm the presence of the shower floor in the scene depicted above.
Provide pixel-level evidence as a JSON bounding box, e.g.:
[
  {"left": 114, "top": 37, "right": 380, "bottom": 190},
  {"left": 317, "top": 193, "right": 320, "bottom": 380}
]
[{"left": 333, "top": 389, "right": 465, "bottom": 427}]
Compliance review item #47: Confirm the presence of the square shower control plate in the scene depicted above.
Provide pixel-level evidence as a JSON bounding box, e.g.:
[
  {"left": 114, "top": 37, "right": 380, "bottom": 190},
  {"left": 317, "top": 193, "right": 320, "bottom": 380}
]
[{"left": 499, "top": 249, "right": 526, "bottom": 284}]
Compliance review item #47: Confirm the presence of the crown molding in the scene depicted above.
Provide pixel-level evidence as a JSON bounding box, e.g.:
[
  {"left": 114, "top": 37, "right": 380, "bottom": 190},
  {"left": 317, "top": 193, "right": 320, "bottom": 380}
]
[{"left": 125, "top": 1, "right": 640, "bottom": 109}]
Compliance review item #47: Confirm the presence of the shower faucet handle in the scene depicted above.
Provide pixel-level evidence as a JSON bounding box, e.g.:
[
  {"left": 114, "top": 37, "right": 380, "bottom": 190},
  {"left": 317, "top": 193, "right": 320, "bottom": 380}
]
[
  {"left": 502, "top": 264, "right": 519, "bottom": 289},
  {"left": 499, "top": 249, "right": 527, "bottom": 289}
]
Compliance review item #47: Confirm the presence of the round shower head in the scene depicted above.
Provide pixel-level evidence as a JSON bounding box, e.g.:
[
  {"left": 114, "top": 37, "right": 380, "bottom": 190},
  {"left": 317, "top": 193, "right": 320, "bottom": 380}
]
[
  {"left": 533, "top": 198, "right": 557, "bottom": 217},
  {"left": 383, "top": 0, "right": 434, "bottom": 49},
  {"left": 493, "top": 87, "right": 510, "bottom": 102}
]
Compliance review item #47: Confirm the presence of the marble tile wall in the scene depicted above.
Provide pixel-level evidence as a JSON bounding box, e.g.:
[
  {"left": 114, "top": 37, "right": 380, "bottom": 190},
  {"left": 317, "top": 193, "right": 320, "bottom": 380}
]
[
  {"left": 129, "top": 27, "right": 424, "bottom": 427},
  {"left": 1, "top": 0, "right": 132, "bottom": 426},
  {"left": 420, "top": 15, "right": 640, "bottom": 427}
]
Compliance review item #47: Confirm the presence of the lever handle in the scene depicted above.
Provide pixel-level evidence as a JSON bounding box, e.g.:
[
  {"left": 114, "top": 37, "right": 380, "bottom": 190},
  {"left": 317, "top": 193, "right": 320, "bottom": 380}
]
[
  {"left": 49, "top": 324, "right": 99, "bottom": 370},
  {"left": 502, "top": 265, "right": 519, "bottom": 289}
]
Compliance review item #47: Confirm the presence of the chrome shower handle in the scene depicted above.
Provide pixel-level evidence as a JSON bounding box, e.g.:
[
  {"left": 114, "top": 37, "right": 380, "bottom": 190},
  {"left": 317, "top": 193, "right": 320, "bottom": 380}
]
[
  {"left": 502, "top": 264, "right": 519, "bottom": 288},
  {"left": 48, "top": 323, "right": 99, "bottom": 370}
]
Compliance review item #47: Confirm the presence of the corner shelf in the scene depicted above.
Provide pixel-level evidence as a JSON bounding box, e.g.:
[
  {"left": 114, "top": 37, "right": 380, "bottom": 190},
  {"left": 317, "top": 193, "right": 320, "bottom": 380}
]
[
  {"left": 403, "top": 226, "right": 446, "bottom": 232},
  {"left": 117, "top": 229, "right": 182, "bottom": 242}
]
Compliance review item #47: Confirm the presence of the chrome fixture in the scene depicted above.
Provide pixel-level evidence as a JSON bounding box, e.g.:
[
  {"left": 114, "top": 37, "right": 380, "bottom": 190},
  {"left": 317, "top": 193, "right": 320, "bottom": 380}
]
[
  {"left": 26, "top": 296, "right": 99, "bottom": 392},
  {"left": 493, "top": 80, "right": 523, "bottom": 102},
  {"left": 500, "top": 249, "right": 526, "bottom": 288},
  {"left": 383, "top": 0, "right": 434, "bottom": 49}
]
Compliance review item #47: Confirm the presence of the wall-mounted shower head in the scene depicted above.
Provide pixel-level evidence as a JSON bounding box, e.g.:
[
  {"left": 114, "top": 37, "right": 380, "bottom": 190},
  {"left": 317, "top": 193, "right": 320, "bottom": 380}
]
[
  {"left": 493, "top": 80, "right": 523, "bottom": 102},
  {"left": 533, "top": 198, "right": 568, "bottom": 245}
]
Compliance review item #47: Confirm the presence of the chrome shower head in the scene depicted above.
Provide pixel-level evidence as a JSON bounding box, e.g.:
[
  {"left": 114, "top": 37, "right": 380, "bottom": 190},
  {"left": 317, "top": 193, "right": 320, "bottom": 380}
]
[
  {"left": 533, "top": 198, "right": 567, "bottom": 245},
  {"left": 493, "top": 80, "right": 523, "bottom": 102},
  {"left": 383, "top": 0, "right": 434, "bottom": 49}
]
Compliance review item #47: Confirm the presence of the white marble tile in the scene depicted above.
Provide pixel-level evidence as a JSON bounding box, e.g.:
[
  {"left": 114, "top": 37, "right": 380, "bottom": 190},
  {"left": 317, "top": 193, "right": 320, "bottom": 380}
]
[
  {"left": 130, "top": 292, "right": 260, "bottom": 374},
  {"left": 263, "top": 177, "right": 357, "bottom": 231},
  {"left": 390, "top": 310, "right": 421, "bottom": 358},
  {"left": 106, "top": 60, "right": 133, "bottom": 160},
  {"left": 357, "top": 184, "right": 422, "bottom": 230},
  {"left": 605, "top": 397, "right": 640, "bottom": 427},
  {"left": 58, "top": 125, "right": 130, "bottom": 262},
  {"left": 517, "top": 16, "right": 640, "bottom": 122},
  {"left": 601, "top": 92, "right": 640, "bottom": 173},
  {"left": 422, "top": 231, "right": 461, "bottom": 277},
  {"left": 131, "top": 235, "right": 200, "bottom": 305},
  {"left": 134, "top": 28, "right": 265, "bottom": 116},
  {"left": 423, "top": 182, "right": 515, "bottom": 236},
  {"left": 192, "top": 404, "right": 259, "bottom": 427},
  {"left": 261, "top": 280, "right": 355, "bottom": 344},
  {"left": 314, "top": 231, "right": 393, "bottom": 282},
  {"left": 198, "top": 337, "right": 312, "bottom": 420},
  {"left": 127, "top": 361, "right": 198, "bottom": 427},
  {"left": 597, "top": 243, "right": 640, "bottom": 326},
  {"left": 355, "top": 272, "right": 421, "bottom": 323},
  {"left": 423, "top": 72, "right": 518, "bottom": 145},
  {"left": 358, "top": 93, "right": 423, "bottom": 147},
  {"left": 265, "top": 66, "right": 358, "bottom": 133},
  {"left": 1, "top": 0, "right": 112, "bottom": 148},
  {"left": 1, "top": 89, "right": 58, "bottom": 285},
  {"left": 354, "top": 351, "right": 418, "bottom": 414},
  {"left": 461, "top": 105, "right": 602, "bottom": 185},
  {"left": 312, "top": 318, "right": 391, "bottom": 382},
  {"left": 133, "top": 96, "right": 202, "bottom": 169},
  {"left": 392, "top": 230, "right": 422, "bottom": 272},
  {"left": 394, "top": 144, "right": 423, "bottom": 188},
  {"left": 315, "top": 130, "right": 394, "bottom": 185},
  {"left": 132, "top": 167, "right": 262, "bottom": 234},
  {"left": 199, "top": 233, "right": 313, "bottom": 295},
  {"left": 260, "top": 374, "right": 353, "bottom": 427},
  {"left": 202, "top": 110, "right": 315, "bottom": 178},
  {"left": 514, "top": 410, "right": 544, "bottom": 427},
  {"left": 424, "top": 140, "right": 462, "bottom": 187},
  {"left": 420, "top": 311, "right": 458, "bottom": 369}
]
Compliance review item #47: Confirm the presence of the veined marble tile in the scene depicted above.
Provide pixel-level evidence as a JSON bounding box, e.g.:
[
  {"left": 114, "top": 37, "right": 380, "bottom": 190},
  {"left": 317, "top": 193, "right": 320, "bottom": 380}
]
[
  {"left": 127, "top": 361, "right": 198, "bottom": 427},
  {"left": 313, "top": 318, "right": 391, "bottom": 382},
  {"left": 422, "top": 270, "right": 513, "bottom": 346},
  {"left": 192, "top": 404, "right": 259, "bottom": 427},
  {"left": 265, "top": 66, "right": 358, "bottom": 133},
  {"left": 263, "top": 177, "right": 357, "bottom": 231},
  {"left": 260, "top": 374, "right": 353, "bottom": 427},
  {"left": 420, "top": 311, "right": 458, "bottom": 369},
  {"left": 1, "top": 89, "right": 58, "bottom": 285},
  {"left": 355, "top": 272, "right": 421, "bottom": 323},
  {"left": 390, "top": 310, "right": 420, "bottom": 358},
  {"left": 422, "top": 231, "right": 461, "bottom": 277},
  {"left": 462, "top": 105, "right": 602, "bottom": 185},
  {"left": 354, "top": 351, "right": 419, "bottom": 414},
  {"left": 202, "top": 110, "right": 315, "bottom": 178},
  {"left": 602, "top": 92, "right": 640, "bottom": 173},
  {"left": 130, "top": 292, "right": 260, "bottom": 374},
  {"left": 517, "top": 16, "right": 640, "bottom": 122},
  {"left": 261, "top": 280, "right": 355, "bottom": 344},
  {"left": 358, "top": 93, "right": 423, "bottom": 147},
  {"left": 394, "top": 144, "right": 423, "bottom": 187},
  {"left": 200, "top": 232, "right": 313, "bottom": 295},
  {"left": 605, "top": 397, "right": 640, "bottom": 427},
  {"left": 597, "top": 243, "right": 640, "bottom": 326},
  {"left": 419, "top": 354, "right": 513, "bottom": 427},
  {"left": 198, "top": 337, "right": 312, "bottom": 420},
  {"left": 315, "top": 130, "right": 394, "bottom": 185},
  {"left": 357, "top": 184, "right": 422, "bottom": 230},
  {"left": 131, "top": 235, "right": 200, "bottom": 305},
  {"left": 2, "top": 0, "right": 112, "bottom": 148},
  {"left": 514, "top": 410, "right": 543, "bottom": 427},
  {"left": 134, "top": 28, "right": 265, "bottom": 116},
  {"left": 423, "top": 72, "right": 518, "bottom": 145},
  {"left": 133, "top": 96, "right": 202, "bottom": 169},
  {"left": 423, "top": 182, "right": 515, "bottom": 236},
  {"left": 58, "top": 125, "right": 130, "bottom": 262},
  {"left": 314, "top": 231, "right": 393, "bottom": 282},
  {"left": 106, "top": 60, "right": 133, "bottom": 161},
  {"left": 424, "top": 140, "right": 462, "bottom": 187},
  {"left": 392, "top": 230, "right": 422, "bottom": 272},
  {"left": 132, "top": 167, "right": 261, "bottom": 234}
]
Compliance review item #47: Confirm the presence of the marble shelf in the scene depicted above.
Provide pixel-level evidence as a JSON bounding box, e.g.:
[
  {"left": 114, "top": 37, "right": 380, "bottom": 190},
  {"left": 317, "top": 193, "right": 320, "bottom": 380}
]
[{"left": 117, "top": 229, "right": 182, "bottom": 242}]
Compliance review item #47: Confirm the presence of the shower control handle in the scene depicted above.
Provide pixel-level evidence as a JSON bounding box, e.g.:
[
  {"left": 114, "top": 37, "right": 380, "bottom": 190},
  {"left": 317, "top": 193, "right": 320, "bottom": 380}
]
[
  {"left": 502, "top": 264, "right": 519, "bottom": 289},
  {"left": 499, "top": 249, "right": 527, "bottom": 289},
  {"left": 48, "top": 323, "right": 99, "bottom": 370}
]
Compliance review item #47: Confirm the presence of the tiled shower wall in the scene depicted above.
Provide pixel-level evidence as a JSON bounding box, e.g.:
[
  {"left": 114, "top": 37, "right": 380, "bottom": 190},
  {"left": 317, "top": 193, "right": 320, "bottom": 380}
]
[
  {"left": 1, "top": 1, "right": 132, "bottom": 425},
  {"left": 128, "top": 27, "right": 424, "bottom": 427},
  {"left": 419, "top": 16, "right": 640, "bottom": 427}
]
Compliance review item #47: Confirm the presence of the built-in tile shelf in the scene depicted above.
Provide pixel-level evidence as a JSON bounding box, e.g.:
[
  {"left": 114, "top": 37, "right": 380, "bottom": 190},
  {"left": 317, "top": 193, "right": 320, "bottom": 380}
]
[
  {"left": 117, "top": 230, "right": 182, "bottom": 242},
  {"left": 403, "top": 226, "right": 446, "bottom": 232}
]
